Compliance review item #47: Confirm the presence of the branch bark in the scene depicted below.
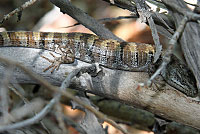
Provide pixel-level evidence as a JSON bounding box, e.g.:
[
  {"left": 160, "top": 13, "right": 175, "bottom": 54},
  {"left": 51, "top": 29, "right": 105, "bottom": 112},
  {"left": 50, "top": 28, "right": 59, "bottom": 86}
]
[{"left": 0, "top": 47, "right": 200, "bottom": 130}]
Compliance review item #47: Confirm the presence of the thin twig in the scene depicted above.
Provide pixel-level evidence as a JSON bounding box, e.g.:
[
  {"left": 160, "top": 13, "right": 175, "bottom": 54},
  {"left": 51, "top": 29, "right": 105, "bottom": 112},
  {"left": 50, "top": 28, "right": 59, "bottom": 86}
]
[
  {"left": 162, "top": 0, "right": 200, "bottom": 21},
  {"left": 184, "top": 1, "right": 200, "bottom": 7},
  {"left": 147, "top": 14, "right": 162, "bottom": 62},
  {"left": 134, "top": 0, "right": 162, "bottom": 62},
  {"left": 148, "top": 16, "right": 188, "bottom": 85},
  {"left": 62, "top": 15, "right": 138, "bottom": 29},
  {"left": 9, "top": 85, "right": 29, "bottom": 104},
  {"left": 0, "top": 0, "right": 38, "bottom": 26}
]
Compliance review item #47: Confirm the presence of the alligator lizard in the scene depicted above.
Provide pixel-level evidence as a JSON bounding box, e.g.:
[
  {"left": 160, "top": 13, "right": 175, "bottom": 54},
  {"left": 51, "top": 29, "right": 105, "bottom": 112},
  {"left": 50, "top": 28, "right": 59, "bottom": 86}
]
[{"left": 0, "top": 31, "right": 198, "bottom": 97}]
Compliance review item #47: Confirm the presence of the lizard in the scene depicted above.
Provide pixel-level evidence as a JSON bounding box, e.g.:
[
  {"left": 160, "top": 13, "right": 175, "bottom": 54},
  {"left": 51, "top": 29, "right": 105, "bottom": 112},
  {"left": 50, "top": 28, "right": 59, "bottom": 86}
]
[{"left": 0, "top": 31, "right": 198, "bottom": 97}]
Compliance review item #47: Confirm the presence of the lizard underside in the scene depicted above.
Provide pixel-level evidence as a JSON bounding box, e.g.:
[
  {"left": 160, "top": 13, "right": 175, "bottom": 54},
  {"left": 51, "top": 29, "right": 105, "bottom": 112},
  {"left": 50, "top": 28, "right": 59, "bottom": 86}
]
[{"left": 0, "top": 31, "right": 198, "bottom": 97}]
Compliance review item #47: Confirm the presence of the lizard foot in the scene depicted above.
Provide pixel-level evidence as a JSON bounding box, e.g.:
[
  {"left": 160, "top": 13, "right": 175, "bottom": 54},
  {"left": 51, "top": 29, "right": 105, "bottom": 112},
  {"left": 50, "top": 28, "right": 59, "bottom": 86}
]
[{"left": 41, "top": 52, "right": 63, "bottom": 73}]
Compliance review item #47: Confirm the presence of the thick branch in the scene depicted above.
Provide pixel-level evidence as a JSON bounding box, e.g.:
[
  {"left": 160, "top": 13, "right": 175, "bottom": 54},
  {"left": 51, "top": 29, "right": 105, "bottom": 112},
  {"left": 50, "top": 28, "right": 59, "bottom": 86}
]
[{"left": 0, "top": 47, "right": 200, "bottom": 130}]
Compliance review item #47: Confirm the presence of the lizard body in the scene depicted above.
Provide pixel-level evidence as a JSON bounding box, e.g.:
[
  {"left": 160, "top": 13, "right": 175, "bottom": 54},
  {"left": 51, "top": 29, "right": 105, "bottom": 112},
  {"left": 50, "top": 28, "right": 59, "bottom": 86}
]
[{"left": 0, "top": 31, "right": 198, "bottom": 97}]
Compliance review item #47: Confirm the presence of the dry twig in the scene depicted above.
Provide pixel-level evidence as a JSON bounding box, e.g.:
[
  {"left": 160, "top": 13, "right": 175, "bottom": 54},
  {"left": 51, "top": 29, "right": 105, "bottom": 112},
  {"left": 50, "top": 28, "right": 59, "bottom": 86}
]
[
  {"left": 162, "top": 0, "right": 200, "bottom": 21},
  {"left": 63, "top": 15, "right": 138, "bottom": 29},
  {"left": 0, "top": 0, "right": 38, "bottom": 26},
  {"left": 134, "top": 0, "right": 162, "bottom": 62},
  {"left": 148, "top": 16, "right": 188, "bottom": 85}
]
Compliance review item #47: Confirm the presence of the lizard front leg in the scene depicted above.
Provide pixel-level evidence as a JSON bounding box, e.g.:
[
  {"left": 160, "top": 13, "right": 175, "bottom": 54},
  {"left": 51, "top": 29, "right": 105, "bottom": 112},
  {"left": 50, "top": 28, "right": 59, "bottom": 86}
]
[{"left": 41, "top": 48, "right": 75, "bottom": 73}]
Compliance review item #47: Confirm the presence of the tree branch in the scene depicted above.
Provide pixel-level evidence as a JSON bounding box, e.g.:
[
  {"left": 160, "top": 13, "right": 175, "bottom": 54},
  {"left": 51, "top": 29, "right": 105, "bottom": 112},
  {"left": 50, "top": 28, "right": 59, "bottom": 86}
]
[
  {"left": 49, "top": 0, "right": 123, "bottom": 42},
  {"left": 0, "top": 48, "right": 127, "bottom": 134},
  {"left": 0, "top": 47, "right": 200, "bottom": 130}
]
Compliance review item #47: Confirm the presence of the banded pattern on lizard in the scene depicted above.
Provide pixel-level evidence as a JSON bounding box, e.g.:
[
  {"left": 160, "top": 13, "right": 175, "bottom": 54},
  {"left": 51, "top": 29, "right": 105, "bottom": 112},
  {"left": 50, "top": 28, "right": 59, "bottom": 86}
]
[{"left": 0, "top": 31, "right": 198, "bottom": 97}]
